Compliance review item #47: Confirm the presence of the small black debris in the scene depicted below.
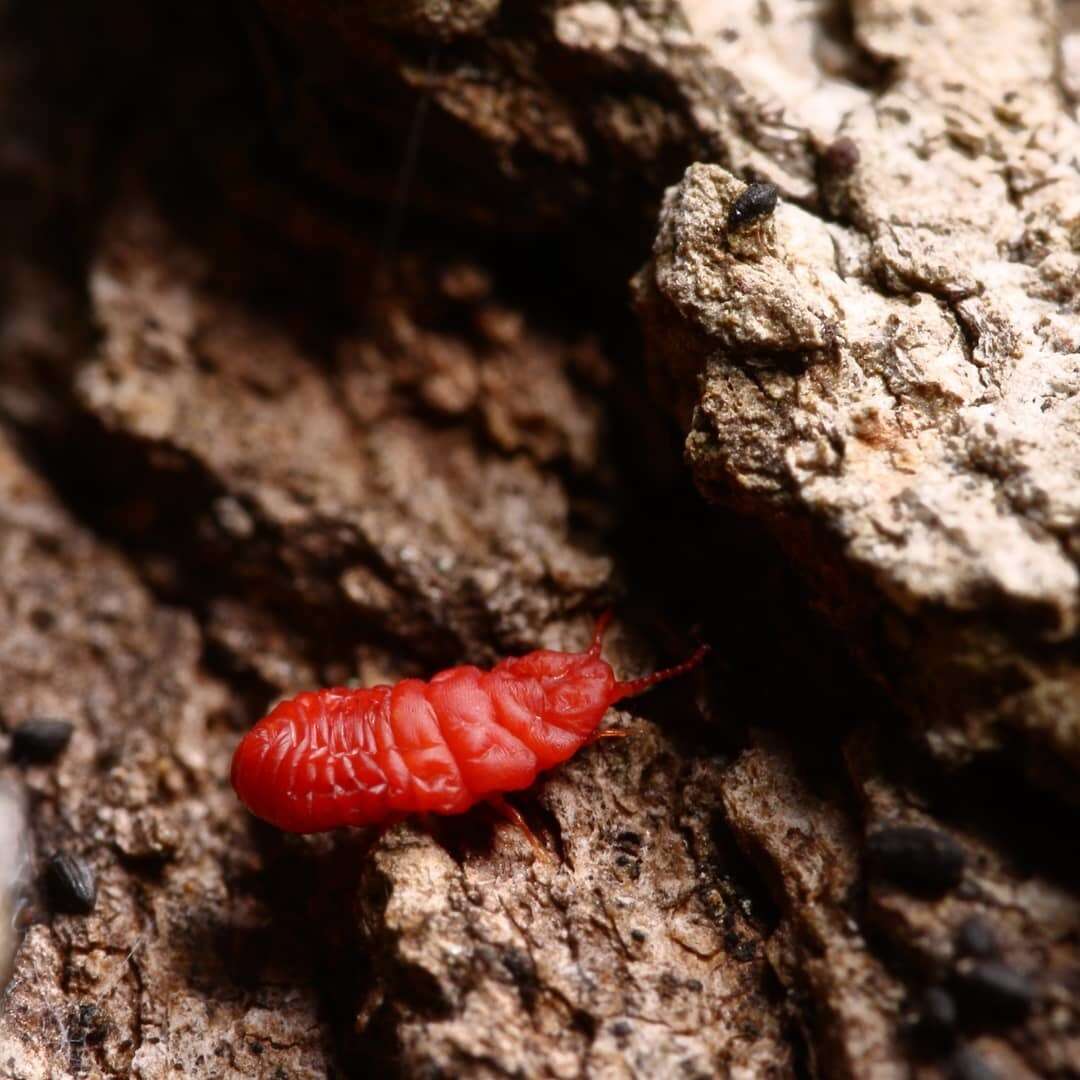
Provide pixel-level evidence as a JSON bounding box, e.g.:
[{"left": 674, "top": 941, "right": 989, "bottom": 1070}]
[
  {"left": 908, "top": 986, "right": 957, "bottom": 1053},
  {"left": 728, "top": 183, "right": 779, "bottom": 230},
  {"left": 949, "top": 1046, "right": 1000, "bottom": 1080},
  {"left": 866, "top": 825, "right": 966, "bottom": 896},
  {"left": 823, "top": 136, "right": 860, "bottom": 175},
  {"left": 10, "top": 718, "right": 74, "bottom": 764},
  {"left": 502, "top": 947, "right": 539, "bottom": 1011},
  {"left": 953, "top": 960, "right": 1036, "bottom": 1026},
  {"left": 45, "top": 852, "right": 97, "bottom": 915},
  {"left": 724, "top": 932, "right": 757, "bottom": 963},
  {"left": 955, "top": 916, "right": 999, "bottom": 959},
  {"left": 68, "top": 1003, "right": 107, "bottom": 1046}
]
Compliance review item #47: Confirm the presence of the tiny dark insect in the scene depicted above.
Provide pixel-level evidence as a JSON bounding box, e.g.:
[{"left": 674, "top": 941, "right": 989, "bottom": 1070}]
[
  {"left": 231, "top": 613, "right": 708, "bottom": 841},
  {"left": 866, "top": 825, "right": 966, "bottom": 896},
  {"left": 10, "top": 718, "right": 74, "bottom": 764},
  {"left": 45, "top": 852, "right": 97, "bottom": 915},
  {"left": 727, "top": 182, "right": 779, "bottom": 230}
]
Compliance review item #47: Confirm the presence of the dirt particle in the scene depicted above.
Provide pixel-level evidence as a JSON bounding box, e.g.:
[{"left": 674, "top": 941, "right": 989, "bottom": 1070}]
[
  {"left": 44, "top": 852, "right": 97, "bottom": 915},
  {"left": 10, "top": 718, "right": 74, "bottom": 764},
  {"left": 953, "top": 960, "right": 1037, "bottom": 1026},
  {"left": 866, "top": 826, "right": 966, "bottom": 896}
]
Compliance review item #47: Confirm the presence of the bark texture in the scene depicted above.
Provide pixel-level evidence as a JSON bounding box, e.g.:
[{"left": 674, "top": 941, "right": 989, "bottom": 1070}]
[
  {"left": 1, "top": 1, "right": 1078, "bottom": 1078},
  {"left": 635, "top": 1, "right": 1080, "bottom": 803}
]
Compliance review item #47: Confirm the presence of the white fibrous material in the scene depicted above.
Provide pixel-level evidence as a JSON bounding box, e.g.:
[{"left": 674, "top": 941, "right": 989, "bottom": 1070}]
[{"left": 0, "top": 782, "right": 29, "bottom": 988}]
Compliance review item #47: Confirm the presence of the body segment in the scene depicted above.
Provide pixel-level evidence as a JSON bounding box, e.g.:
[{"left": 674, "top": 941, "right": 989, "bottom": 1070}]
[{"left": 231, "top": 615, "right": 706, "bottom": 833}]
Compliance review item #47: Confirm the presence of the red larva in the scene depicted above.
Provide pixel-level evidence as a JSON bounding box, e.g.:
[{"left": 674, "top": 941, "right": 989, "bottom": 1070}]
[{"left": 230, "top": 613, "right": 707, "bottom": 837}]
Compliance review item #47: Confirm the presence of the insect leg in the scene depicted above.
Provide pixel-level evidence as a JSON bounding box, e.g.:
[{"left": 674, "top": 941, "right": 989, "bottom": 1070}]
[
  {"left": 587, "top": 728, "right": 630, "bottom": 745},
  {"left": 487, "top": 795, "right": 553, "bottom": 863}
]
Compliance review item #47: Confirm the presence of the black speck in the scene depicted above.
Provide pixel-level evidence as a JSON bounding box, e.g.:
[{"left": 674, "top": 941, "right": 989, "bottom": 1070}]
[
  {"left": 953, "top": 961, "right": 1036, "bottom": 1027},
  {"left": 502, "top": 947, "right": 539, "bottom": 1011},
  {"left": 728, "top": 183, "right": 779, "bottom": 230},
  {"left": 866, "top": 825, "right": 966, "bottom": 896},
  {"left": 570, "top": 1009, "right": 596, "bottom": 1039},
  {"left": 615, "top": 830, "right": 642, "bottom": 848},
  {"left": 949, "top": 1046, "right": 1000, "bottom": 1080},
  {"left": 630, "top": 929, "right": 646, "bottom": 943},
  {"left": 955, "top": 916, "right": 998, "bottom": 959},
  {"left": 685, "top": 978, "right": 703, "bottom": 993},
  {"left": 11, "top": 718, "right": 74, "bottom": 764},
  {"left": 45, "top": 853, "right": 97, "bottom": 915},
  {"left": 68, "top": 1003, "right": 107, "bottom": 1046},
  {"left": 250, "top": 1042, "right": 264, "bottom": 1056},
  {"left": 724, "top": 932, "right": 757, "bottom": 962},
  {"left": 823, "top": 136, "right": 860, "bottom": 174}
]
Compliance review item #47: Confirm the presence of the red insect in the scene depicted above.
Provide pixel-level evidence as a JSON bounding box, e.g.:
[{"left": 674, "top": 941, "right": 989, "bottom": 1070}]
[{"left": 230, "top": 613, "right": 707, "bottom": 839}]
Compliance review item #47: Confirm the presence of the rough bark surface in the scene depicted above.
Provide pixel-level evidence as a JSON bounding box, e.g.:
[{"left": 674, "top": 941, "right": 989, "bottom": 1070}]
[
  {"left": 1, "top": 1, "right": 1078, "bottom": 1078},
  {"left": 635, "top": 1, "right": 1080, "bottom": 805}
]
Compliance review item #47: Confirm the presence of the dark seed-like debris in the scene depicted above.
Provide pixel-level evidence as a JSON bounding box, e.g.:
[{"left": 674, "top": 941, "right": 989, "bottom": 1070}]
[
  {"left": 10, "top": 718, "right": 74, "bottom": 763},
  {"left": 823, "top": 136, "right": 860, "bottom": 175},
  {"left": 955, "top": 916, "right": 998, "bottom": 959},
  {"left": 953, "top": 960, "right": 1037, "bottom": 1026},
  {"left": 45, "top": 852, "right": 98, "bottom": 915},
  {"left": 727, "top": 183, "right": 779, "bottom": 230},
  {"left": 949, "top": 1046, "right": 1000, "bottom": 1080},
  {"left": 866, "top": 825, "right": 966, "bottom": 896},
  {"left": 909, "top": 986, "right": 957, "bottom": 1053}
]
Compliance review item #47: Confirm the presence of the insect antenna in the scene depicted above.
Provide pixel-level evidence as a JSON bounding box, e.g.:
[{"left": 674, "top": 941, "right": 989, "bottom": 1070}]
[
  {"left": 610, "top": 644, "right": 710, "bottom": 703},
  {"left": 373, "top": 41, "right": 442, "bottom": 292}
]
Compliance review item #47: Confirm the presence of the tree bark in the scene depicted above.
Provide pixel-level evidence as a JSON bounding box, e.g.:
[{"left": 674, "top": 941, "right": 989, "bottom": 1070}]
[{"left": 1, "top": 2, "right": 1077, "bottom": 1078}]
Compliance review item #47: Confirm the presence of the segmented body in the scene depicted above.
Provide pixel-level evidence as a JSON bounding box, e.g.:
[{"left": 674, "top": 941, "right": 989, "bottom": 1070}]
[{"left": 231, "top": 615, "right": 707, "bottom": 834}]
